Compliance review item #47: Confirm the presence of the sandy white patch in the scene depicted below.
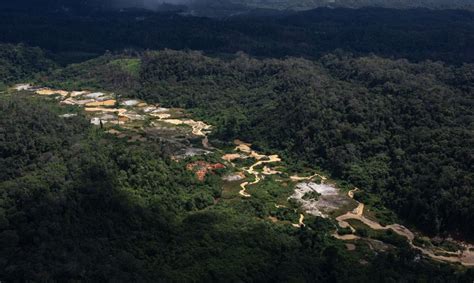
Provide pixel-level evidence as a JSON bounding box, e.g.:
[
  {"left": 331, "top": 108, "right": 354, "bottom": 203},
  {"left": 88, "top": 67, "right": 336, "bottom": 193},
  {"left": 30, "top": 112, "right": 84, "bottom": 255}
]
[
  {"left": 121, "top": 100, "right": 140, "bottom": 106},
  {"left": 85, "top": 92, "right": 106, "bottom": 99},
  {"left": 59, "top": 113, "right": 77, "bottom": 118},
  {"left": 289, "top": 182, "right": 345, "bottom": 217},
  {"left": 14, "top": 84, "right": 32, "bottom": 91}
]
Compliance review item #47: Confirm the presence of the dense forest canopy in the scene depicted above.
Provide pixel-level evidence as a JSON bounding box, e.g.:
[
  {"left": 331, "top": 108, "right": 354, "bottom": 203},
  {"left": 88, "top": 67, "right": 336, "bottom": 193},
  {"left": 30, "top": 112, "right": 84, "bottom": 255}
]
[
  {"left": 1, "top": 93, "right": 473, "bottom": 281},
  {"left": 0, "top": 44, "right": 56, "bottom": 88},
  {"left": 0, "top": 3, "right": 473, "bottom": 281},
  {"left": 0, "top": 8, "right": 473, "bottom": 65},
  {"left": 43, "top": 49, "right": 474, "bottom": 240}
]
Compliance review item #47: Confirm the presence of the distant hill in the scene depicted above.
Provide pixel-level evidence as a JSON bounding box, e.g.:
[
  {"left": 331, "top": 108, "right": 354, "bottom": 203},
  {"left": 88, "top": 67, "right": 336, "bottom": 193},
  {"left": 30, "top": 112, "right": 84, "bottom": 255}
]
[
  {"left": 0, "top": 44, "right": 56, "bottom": 88},
  {"left": 227, "top": 0, "right": 474, "bottom": 10},
  {"left": 0, "top": 0, "right": 472, "bottom": 15}
]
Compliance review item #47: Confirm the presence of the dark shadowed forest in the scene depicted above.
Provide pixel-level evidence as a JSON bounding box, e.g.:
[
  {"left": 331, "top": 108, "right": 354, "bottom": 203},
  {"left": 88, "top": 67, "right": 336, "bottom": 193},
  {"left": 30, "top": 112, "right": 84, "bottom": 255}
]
[{"left": 0, "top": 6, "right": 473, "bottom": 282}]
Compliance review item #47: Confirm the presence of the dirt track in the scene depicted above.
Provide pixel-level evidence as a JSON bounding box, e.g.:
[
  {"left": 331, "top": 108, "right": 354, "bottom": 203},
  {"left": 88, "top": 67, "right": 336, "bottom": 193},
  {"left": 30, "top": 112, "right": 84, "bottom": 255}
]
[
  {"left": 290, "top": 172, "right": 327, "bottom": 182},
  {"left": 292, "top": 214, "right": 305, "bottom": 228},
  {"left": 335, "top": 189, "right": 474, "bottom": 267},
  {"left": 237, "top": 146, "right": 281, "bottom": 197}
]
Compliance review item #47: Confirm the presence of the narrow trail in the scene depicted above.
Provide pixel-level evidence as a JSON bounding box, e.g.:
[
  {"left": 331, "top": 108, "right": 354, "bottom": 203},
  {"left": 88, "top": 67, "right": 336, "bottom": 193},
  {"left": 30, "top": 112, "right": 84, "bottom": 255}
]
[
  {"left": 158, "top": 116, "right": 212, "bottom": 149},
  {"left": 219, "top": 140, "right": 283, "bottom": 198},
  {"left": 290, "top": 172, "right": 327, "bottom": 182},
  {"left": 238, "top": 146, "right": 281, "bottom": 197},
  {"left": 292, "top": 214, "right": 305, "bottom": 228},
  {"left": 191, "top": 121, "right": 213, "bottom": 149},
  {"left": 335, "top": 189, "right": 474, "bottom": 266},
  {"left": 202, "top": 136, "right": 211, "bottom": 149}
]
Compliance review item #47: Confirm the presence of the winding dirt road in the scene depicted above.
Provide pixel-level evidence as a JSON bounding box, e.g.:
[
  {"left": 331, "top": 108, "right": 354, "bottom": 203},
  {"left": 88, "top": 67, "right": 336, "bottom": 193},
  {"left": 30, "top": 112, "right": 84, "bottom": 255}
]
[
  {"left": 221, "top": 141, "right": 282, "bottom": 198},
  {"left": 159, "top": 117, "right": 212, "bottom": 149},
  {"left": 335, "top": 189, "right": 474, "bottom": 266},
  {"left": 238, "top": 152, "right": 281, "bottom": 197}
]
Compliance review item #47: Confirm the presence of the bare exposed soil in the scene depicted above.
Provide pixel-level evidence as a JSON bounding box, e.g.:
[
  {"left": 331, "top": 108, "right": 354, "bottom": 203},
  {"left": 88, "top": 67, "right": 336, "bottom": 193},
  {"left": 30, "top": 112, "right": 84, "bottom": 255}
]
[{"left": 335, "top": 189, "right": 474, "bottom": 266}]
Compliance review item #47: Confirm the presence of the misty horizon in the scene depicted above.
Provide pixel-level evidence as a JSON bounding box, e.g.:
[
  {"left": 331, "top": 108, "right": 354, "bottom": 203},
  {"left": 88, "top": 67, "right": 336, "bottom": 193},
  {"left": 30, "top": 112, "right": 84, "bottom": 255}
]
[
  {"left": 111, "top": 0, "right": 191, "bottom": 9},
  {"left": 1, "top": 0, "right": 472, "bottom": 13}
]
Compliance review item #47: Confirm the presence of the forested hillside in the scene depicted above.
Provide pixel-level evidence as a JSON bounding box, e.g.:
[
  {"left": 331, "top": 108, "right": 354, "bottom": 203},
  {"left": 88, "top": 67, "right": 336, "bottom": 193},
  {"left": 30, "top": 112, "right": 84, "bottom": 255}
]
[
  {"left": 0, "top": 44, "right": 55, "bottom": 89},
  {"left": 44, "top": 50, "right": 474, "bottom": 239},
  {"left": 141, "top": 51, "right": 474, "bottom": 239},
  {"left": 1, "top": 4, "right": 474, "bottom": 280},
  {"left": 3, "top": 93, "right": 472, "bottom": 281},
  {"left": 0, "top": 8, "right": 473, "bottom": 65}
]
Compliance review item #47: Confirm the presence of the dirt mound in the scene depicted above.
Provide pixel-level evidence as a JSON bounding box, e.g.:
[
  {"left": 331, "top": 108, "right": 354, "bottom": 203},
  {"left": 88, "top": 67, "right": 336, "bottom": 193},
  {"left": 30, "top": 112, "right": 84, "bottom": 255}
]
[
  {"left": 187, "top": 161, "right": 226, "bottom": 181},
  {"left": 222, "top": 172, "right": 245, "bottom": 181}
]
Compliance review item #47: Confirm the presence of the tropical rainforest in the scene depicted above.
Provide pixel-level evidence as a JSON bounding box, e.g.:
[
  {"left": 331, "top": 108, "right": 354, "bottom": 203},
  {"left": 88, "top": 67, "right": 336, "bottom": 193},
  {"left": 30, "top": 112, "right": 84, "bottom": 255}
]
[{"left": 0, "top": 4, "right": 473, "bottom": 282}]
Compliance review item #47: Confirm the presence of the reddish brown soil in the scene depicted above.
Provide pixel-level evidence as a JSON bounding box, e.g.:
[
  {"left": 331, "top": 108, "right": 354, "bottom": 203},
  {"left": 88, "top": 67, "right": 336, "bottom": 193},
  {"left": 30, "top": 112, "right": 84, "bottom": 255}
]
[{"left": 187, "top": 161, "right": 226, "bottom": 181}]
